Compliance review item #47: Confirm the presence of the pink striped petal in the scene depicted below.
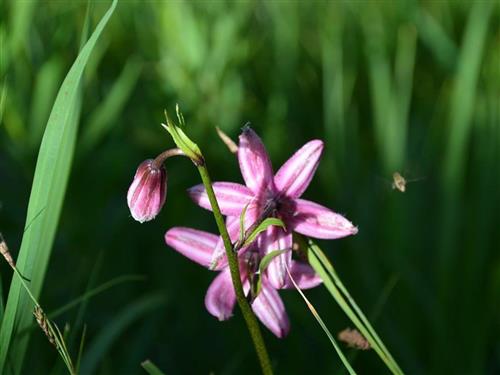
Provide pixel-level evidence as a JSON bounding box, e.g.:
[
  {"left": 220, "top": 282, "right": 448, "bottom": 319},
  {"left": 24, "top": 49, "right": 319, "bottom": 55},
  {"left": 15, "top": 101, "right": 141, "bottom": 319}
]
[
  {"left": 251, "top": 280, "right": 290, "bottom": 338},
  {"left": 210, "top": 207, "right": 259, "bottom": 269},
  {"left": 127, "top": 159, "right": 167, "bottom": 223},
  {"left": 259, "top": 226, "right": 292, "bottom": 289},
  {"left": 205, "top": 269, "right": 236, "bottom": 321},
  {"left": 283, "top": 261, "right": 322, "bottom": 290},
  {"left": 187, "top": 182, "right": 254, "bottom": 216},
  {"left": 274, "top": 140, "right": 323, "bottom": 198},
  {"left": 290, "top": 199, "right": 358, "bottom": 239},
  {"left": 238, "top": 127, "right": 275, "bottom": 194},
  {"left": 210, "top": 217, "right": 240, "bottom": 270},
  {"left": 165, "top": 227, "right": 218, "bottom": 268}
]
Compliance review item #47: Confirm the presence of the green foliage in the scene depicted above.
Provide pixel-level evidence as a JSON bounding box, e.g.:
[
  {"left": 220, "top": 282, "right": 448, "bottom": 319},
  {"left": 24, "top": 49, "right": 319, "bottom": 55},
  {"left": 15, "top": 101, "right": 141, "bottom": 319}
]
[
  {"left": 307, "top": 238, "right": 403, "bottom": 374},
  {"left": 0, "top": 1, "right": 117, "bottom": 373},
  {"left": 141, "top": 359, "right": 166, "bottom": 375},
  {"left": 242, "top": 218, "right": 285, "bottom": 249}
]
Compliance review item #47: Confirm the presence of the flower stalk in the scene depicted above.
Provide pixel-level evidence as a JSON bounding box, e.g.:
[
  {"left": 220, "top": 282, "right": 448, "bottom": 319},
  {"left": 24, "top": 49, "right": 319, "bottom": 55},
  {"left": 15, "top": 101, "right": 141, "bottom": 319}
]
[{"left": 197, "top": 164, "right": 273, "bottom": 375}]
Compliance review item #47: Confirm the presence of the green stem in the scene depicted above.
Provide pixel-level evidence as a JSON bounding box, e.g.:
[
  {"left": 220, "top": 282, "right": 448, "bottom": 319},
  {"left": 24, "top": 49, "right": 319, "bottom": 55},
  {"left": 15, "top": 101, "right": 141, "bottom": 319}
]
[{"left": 197, "top": 164, "right": 273, "bottom": 375}]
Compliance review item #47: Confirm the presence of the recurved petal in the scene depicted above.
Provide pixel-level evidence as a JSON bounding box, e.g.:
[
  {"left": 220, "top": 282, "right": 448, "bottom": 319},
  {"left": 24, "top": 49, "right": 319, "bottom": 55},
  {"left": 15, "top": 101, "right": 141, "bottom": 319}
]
[
  {"left": 210, "top": 207, "right": 259, "bottom": 270},
  {"left": 238, "top": 127, "right": 275, "bottom": 194},
  {"left": 187, "top": 182, "right": 254, "bottom": 216},
  {"left": 274, "top": 140, "right": 323, "bottom": 198},
  {"left": 251, "top": 280, "right": 290, "bottom": 338},
  {"left": 283, "top": 261, "right": 322, "bottom": 290},
  {"left": 209, "top": 217, "right": 241, "bottom": 270},
  {"left": 165, "top": 227, "right": 218, "bottom": 268},
  {"left": 205, "top": 269, "right": 236, "bottom": 321},
  {"left": 290, "top": 199, "right": 358, "bottom": 239},
  {"left": 259, "top": 226, "right": 292, "bottom": 289}
]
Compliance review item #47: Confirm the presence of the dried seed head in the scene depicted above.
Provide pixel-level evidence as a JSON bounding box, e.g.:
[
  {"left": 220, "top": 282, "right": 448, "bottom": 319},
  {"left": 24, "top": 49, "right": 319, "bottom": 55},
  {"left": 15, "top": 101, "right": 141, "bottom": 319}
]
[
  {"left": 338, "top": 328, "right": 371, "bottom": 350},
  {"left": 0, "top": 233, "right": 15, "bottom": 268},
  {"left": 33, "top": 306, "right": 56, "bottom": 347}
]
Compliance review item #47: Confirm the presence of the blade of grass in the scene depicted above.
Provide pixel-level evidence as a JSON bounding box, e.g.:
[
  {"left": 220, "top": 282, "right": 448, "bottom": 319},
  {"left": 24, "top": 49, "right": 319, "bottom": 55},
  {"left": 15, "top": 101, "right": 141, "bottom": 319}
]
[
  {"left": 0, "top": 1, "right": 118, "bottom": 373},
  {"left": 49, "top": 274, "right": 145, "bottom": 320},
  {"left": 141, "top": 359, "right": 166, "bottom": 375},
  {"left": 79, "top": 58, "right": 142, "bottom": 154},
  {"left": 336, "top": 274, "right": 400, "bottom": 375},
  {"left": 80, "top": 293, "right": 166, "bottom": 375},
  {"left": 0, "top": 273, "right": 4, "bottom": 322},
  {"left": 28, "top": 58, "right": 64, "bottom": 148},
  {"left": 438, "top": 0, "right": 493, "bottom": 277},
  {"left": 285, "top": 263, "right": 357, "bottom": 375},
  {"left": 307, "top": 240, "right": 403, "bottom": 375},
  {"left": 0, "top": 29, "right": 6, "bottom": 125},
  {"left": 17, "top": 274, "right": 145, "bottom": 339},
  {"left": 75, "top": 325, "right": 87, "bottom": 375}
]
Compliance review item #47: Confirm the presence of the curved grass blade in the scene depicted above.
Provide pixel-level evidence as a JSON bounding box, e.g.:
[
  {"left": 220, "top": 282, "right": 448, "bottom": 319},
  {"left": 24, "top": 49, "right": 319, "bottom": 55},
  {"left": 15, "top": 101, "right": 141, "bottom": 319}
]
[
  {"left": 80, "top": 293, "right": 166, "bottom": 375},
  {"left": 307, "top": 239, "right": 404, "bottom": 375},
  {"left": 141, "top": 359, "right": 166, "bottom": 375},
  {"left": 284, "top": 263, "right": 357, "bottom": 375},
  {"left": 0, "top": 1, "right": 118, "bottom": 373},
  {"left": 49, "top": 274, "right": 145, "bottom": 320}
]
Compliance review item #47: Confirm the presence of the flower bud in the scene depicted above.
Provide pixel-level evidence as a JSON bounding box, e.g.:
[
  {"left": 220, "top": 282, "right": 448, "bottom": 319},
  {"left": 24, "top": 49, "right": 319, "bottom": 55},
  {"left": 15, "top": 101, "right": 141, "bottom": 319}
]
[{"left": 127, "top": 159, "right": 167, "bottom": 223}]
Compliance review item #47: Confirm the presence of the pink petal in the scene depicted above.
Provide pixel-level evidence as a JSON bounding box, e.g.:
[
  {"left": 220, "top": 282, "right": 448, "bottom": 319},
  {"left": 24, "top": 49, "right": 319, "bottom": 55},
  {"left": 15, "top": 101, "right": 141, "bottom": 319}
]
[
  {"left": 210, "top": 207, "right": 259, "bottom": 270},
  {"left": 238, "top": 127, "right": 275, "bottom": 194},
  {"left": 290, "top": 199, "right": 358, "bottom": 239},
  {"left": 165, "top": 227, "right": 218, "bottom": 268},
  {"left": 127, "top": 159, "right": 167, "bottom": 223},
  {"left": 210, "top": 217, "right": 240, "bottom": 270},
  {"left": 187, "top": 182, "right": 254, "bottom": 216},
  {"left": 205, "top": 269, "right": 236, "bottom": 321},
  {"left": 274, "top": 140, "right": 323, "bottom": 199},
  {"left": 259, "top": 226, "right": 292, "bottom": 289},
  {"left": 283, "top": 261, "right": 322, "bottom": 290},
  {"left": 251, "top": 280, "right": 290, "bottom": 338}
]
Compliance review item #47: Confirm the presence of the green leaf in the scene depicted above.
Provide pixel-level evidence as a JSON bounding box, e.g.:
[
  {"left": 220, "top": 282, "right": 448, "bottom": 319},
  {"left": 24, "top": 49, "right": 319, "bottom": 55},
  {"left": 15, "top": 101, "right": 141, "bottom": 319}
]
[
  {"left": 249, "top": 249, "right": 287, "bottom": 300},
  {"left": 242, "top": 218, "right": 285, "bottom": 248},
  {"left": 162, "top": 109, "right": 203, "bottom": 164},
  {"left": 259, "top": 250, "right": 287, "bottom": 274},
  {"left": 0, "top": 274, "right": 4, "bottom": 323},
  {"left": 0, "top": 1, "right": 118, "bottom": 373},
  {"left": 141, "top": 359, "right": 167, "bottom": 375},
  {"left": 239, "top": 203, "right": 249, "bottom": 243},
  {"left": 307, "top": 239, "right": 404, "bottom": 375},
  {"left": 80, "top": 58, "right": 142, "bottom": 154}
]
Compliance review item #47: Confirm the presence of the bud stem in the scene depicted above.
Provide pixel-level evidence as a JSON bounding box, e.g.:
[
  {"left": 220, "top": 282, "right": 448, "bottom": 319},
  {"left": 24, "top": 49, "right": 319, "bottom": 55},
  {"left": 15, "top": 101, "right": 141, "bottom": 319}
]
[{"left": 152, "top": 148, "right": 187, "bottom": 169}]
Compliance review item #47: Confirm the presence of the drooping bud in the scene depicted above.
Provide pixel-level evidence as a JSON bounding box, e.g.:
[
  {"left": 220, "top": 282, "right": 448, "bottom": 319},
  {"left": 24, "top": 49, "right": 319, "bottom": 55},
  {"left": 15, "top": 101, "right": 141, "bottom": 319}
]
[{"left": 127, "top": 159, "right": 167, "bottom": 223}]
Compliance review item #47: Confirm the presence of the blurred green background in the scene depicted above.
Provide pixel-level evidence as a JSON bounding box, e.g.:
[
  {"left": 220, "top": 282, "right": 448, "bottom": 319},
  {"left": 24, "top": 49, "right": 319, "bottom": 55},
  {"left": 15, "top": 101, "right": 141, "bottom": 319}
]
[{"left": 1, "top": 0, "right": 499, "bottom": 374}]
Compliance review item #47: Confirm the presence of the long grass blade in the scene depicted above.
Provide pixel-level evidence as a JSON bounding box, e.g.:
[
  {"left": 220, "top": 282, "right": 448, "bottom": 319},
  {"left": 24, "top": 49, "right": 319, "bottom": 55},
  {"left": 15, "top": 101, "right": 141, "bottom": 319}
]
[
  {"left": 80, "top": 58, "right": 142, "bottom": 154},
  {"left": 80, "top": 293, "right": 166, "bottom": 375},
  {"left": 0, "top": 1, "right": 118, "bottom": 373},
  {"left": 141, "top": 359, "right": 167, "bottom": 375},
  {"left": 307, "top": 240, "right": 404, "bottom": 375},
  {"left": 285, "top": 264, "right": 357, "bottom": 375},
  {"left": 49, "top": 274, "right": 145, "bottom": 320}
]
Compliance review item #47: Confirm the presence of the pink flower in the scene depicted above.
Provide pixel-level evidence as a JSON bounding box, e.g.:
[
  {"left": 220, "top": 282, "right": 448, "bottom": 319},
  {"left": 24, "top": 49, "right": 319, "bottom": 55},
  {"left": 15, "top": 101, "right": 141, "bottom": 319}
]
[
  {"left": 188, "top": 127, "right": 357, "bottom": 288},
  {"left": 165, "top": 227, "right": 322, "bottom": 338},
  {"left": 127, "top": 159, "right": 167, "bottom": 223}
]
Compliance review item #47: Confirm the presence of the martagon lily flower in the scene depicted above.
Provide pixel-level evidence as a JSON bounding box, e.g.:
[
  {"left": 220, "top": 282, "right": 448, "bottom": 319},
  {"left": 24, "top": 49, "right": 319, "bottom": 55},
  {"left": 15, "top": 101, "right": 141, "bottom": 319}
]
[
  {"left": 165, "top": 226, "right": 321, "bottom": 338},
  {"left": 188, "top": 126, "right": 358, "bottom": 288}
]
